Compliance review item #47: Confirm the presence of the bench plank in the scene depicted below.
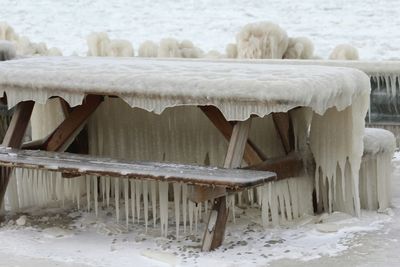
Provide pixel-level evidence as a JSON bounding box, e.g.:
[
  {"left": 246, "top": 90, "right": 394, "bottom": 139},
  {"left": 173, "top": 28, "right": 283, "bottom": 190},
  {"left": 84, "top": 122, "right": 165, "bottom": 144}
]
[{"left": 0, "top": 147, "right": 276, "bottom": 190}]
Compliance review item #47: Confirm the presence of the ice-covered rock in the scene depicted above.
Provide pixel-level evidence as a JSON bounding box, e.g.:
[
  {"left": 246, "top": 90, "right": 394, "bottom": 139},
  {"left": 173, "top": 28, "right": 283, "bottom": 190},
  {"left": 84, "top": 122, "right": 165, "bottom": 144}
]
[{"left": 16, "top": 215, "right": 27, "bottom": 226}]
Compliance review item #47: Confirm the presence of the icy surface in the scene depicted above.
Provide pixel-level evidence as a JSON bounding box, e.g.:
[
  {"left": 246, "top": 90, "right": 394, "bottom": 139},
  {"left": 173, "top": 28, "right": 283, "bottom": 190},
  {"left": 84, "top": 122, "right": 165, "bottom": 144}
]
[
  {"left": 0, "top": 57, "right": 370, "bottom": 120},
  {"left": 363, "top": 128, "right": 396, "bottom": 154}
]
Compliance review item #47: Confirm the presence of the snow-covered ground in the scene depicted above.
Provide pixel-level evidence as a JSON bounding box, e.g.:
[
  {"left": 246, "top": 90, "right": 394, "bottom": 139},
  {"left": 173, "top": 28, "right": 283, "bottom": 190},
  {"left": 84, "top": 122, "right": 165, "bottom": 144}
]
[
  {"left": 0, "top": 155, "right": 399, "bottom": 267},
  {"left": 1, "top": 0, "right": 400, "bottom": 59}
]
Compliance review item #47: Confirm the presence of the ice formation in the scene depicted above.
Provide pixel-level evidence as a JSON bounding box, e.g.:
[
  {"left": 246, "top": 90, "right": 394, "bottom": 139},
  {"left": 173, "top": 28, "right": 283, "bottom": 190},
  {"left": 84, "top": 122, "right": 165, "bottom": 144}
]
[
  {"left": 329, "top": 44, "right": 359, "bottom": 60},
  {"left": 156, "top": 38, "right": 202, "bottom": 58},
  {"left": 236, "top": 21, "right": 289, "bottom": 59},
  {"left": 0, "top": 40, "right": 16, "bottom": 61},
  {"left": 225, "top": 43, "right": 238, "bottom": 59},
  {"left": 283, "top": 37, "right": 314, "bottom": 59},
  {"left": 0, "top": 54, "right": 375, "bottom": 237},
  {"left": 87, "top": 32, "right": 110, "bottom": 56},
  {"left": 310, "top": 96, "right": 370, "bottom": 216},
  {"left": 158, "top": 38, "right": 181, "bottom": 57},
  {"left": 0, "top": 22, "right": 62, "bottom": 57},
  {"left": 359, "top": 128, "right": 395, "bottom": 210},
  {"left": 107, "top": 39, "right": 134, "bottom": 57},
  {"left": 0, "top": 57, "right": 371, "bottom": 121},
  {"left": 138, "top": 40, "right": 158, "bottom": 57},
  {"left": 179, "top": 40, "right": 202, "bottom": 58},
  {"left": 0, "top": 21, "right": 18, "bottom": 41}
]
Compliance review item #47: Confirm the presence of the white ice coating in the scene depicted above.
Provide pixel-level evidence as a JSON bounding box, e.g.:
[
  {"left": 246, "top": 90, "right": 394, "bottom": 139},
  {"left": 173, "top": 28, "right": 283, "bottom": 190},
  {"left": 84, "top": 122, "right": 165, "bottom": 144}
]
[
  {"left": 310, "top": 95, "right": 370, "bottom": 216},
  {"left": 0, "top": 56, "right": 382, "bottom": 238},
  {"left": 0, "top": 57, "right": 370, "bottom": 120},
  {"left": 363, "top": 128, "right": 396, "bottom": 155},
  {"left": 359, "top": 128, "right": 395, "bottom": 211}
]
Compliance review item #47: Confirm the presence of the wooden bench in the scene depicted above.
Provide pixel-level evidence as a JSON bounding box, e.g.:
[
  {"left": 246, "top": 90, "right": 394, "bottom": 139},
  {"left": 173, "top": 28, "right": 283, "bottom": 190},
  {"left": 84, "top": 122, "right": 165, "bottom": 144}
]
[
  {"left": 0, "top": 147, "right": 276, "bottom": 190},
  {"left": 0, "top": 97, "right": 302, "bottom": 252},
  {"left": 0, "top": 146, "right": 277, "bottom": 251}
]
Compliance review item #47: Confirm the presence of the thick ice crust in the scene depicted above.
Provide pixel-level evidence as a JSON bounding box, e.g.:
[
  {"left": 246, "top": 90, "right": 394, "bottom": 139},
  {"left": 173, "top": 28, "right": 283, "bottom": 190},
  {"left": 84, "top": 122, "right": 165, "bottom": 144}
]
[
  {"left": 363, "top": 128, "right": 396, "bottom": 155},
  {"left": 0, "top": 57, "right": 370, "bottom": 120}
]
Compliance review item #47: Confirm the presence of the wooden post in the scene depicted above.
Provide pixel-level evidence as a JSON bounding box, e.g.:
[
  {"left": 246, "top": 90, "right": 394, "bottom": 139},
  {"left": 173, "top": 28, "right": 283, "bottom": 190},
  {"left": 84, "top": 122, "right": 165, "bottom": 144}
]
[
  {"left": 202, "top": 119, "right": 251, "bottom": 251},
  {"left": 200, "top": 106, "right": 264, "bottom": 165},
  {"left": 42, "top": 95, "right": 102, "bottom": 152},
  {"left": 0, "top": 101, "right": 34, "bottom": 209},
  {"left": 272, "top": 112, "right": 295, "bottom": 154}
]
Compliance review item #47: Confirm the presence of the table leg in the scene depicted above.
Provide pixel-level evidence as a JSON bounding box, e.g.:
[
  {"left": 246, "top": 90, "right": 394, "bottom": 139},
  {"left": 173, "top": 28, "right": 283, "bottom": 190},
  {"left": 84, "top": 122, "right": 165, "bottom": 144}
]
[
  {"left": 202, "top": 119, "right": 252, "bottom": 251},
  {"left": 0, "top": 101, "right": 34, "bottom": 209}
]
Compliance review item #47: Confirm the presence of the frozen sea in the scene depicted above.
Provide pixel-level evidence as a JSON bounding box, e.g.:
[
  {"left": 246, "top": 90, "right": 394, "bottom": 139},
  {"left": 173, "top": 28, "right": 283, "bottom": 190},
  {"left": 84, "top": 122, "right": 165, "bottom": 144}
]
[{"left": 1, "top": 0, "right": 400, "bottom": 59}]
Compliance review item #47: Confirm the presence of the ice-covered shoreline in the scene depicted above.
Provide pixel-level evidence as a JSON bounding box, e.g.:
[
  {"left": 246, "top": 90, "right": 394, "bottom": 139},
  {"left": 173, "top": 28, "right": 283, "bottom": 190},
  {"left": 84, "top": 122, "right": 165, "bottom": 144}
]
[{"left": 1, "top": 0, "right": 400, "bottom": 59}]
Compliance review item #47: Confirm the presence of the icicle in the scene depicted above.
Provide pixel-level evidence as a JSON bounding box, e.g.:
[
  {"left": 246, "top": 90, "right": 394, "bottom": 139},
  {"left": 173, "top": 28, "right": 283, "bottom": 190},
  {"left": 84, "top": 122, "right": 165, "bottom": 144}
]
[
  {"left": 86, "top": 176, "right": 91, "bottom": 212},
  {"left": 135, "top": 180, "right": 142, "bottom": 222},
  {"left": 106, "top": 176, "right": 110, "bottom": 207},
  {"left": 269, "top": 183, "right": 279, "bottom": 226},
  {"left": 101, "top": 176, "right": 106, "bottom": 206},
  {"left": 282, "top": 181, "right": 293, "bottom": 221},
  {"left": 188, "top": 200, "right": 194, "bottom": 233},
  {"left": 261, "top": 185, "right": 269, "bottom": 227},
  {"left": 230, "top": 195, "right": 236, "bottom": 224},
  {"left": 288, "top": 179, "right": 299, "bottom": 219},
  {"left": 130, "top": 180, "right": 136, "bottom": 224},
  {"left": 150, "top": 181, "right": 157, "bottom": 227},
  {"left": 94, "top": 176, "right": 98, "bottom": 217},
  {"left": 182, "top": 184, "right": 187, "bottom": 233},
  {"left": 173, "top": 183, "right": 181, "bottom": 238},
  {"left": 76, "top": 177, "right": 81, "bottom": 209},
  {"left": 124, "top": 179, "right": 129, "bottom": 227},
  {"left": 143, "top": 181, "right": 149, "bottom": 232},
  {"left": 115, "top": 178, "right": 120, "bottom": 222},
  {"left": 159, "top": 182, "right": 168, "bottom": 237}
]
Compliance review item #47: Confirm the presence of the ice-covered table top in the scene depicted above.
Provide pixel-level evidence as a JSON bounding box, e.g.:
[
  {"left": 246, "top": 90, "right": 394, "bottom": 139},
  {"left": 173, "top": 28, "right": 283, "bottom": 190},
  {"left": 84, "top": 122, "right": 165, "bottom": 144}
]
[{"left": 0, "top": 57, "right": 370, "bottom": 120}]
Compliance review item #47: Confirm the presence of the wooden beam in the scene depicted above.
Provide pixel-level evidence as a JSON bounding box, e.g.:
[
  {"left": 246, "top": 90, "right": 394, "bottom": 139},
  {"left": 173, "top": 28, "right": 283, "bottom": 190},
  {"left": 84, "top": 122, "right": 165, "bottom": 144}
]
[
  {"left": 2, "top": 101, "right": 34, "bottom": 148},
  {"left": 245, "top": 153, "right": 303, "bottom": 180},
  {"left": 188, "top": 186, "right": 226, "bottom": 203},
  {"left": 199, "top": 106, "right": 264, "bottom": 165},
  {"left": 272, "top": 112, "right": 295, "bottom": 154},
  {"left": 223, "top": 120, "right": 252, "bottom": 168},
  {"left": 0, "top": 101, "right": 34, "bottom": 209},
  {"left": 42, "top": 95, "right": 102, "bottom": 152},
  {"left": 202, "top": 119, "right": 251, "bottom": 252}
]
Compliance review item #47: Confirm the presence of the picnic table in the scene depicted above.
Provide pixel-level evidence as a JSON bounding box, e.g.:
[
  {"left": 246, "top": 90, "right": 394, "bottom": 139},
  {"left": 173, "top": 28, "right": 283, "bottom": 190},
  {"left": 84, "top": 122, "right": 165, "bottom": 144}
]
[{"left": 0, "top": 57, "right": 371, "bottom": 250}]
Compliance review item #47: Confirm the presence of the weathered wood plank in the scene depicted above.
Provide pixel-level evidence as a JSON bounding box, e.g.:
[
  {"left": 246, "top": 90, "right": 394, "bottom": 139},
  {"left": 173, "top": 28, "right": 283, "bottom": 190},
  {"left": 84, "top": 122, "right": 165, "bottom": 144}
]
[
  {"left": 0, "top": 147, "right": 276, "bottom": 190},
  {"left": 200, "top": 106, "right": 264, "bottom": 165},
  {"left": 0, "top": 101, "right": 34, "bottom": 209},
  {"left": 2, "top": 101, "right": 34, "bottom": 148},
  {"left": 202, "top": 119, "right": 252, "bottom": 251},
  {"left": 272, "top": 112, "right": 295, "bottom": 154},
  {"left": 188, "top": 186, "right": 226, "bottom": 203},
  {"left": 42, "top": 95, "right": 102, "bottom": 152},
  {"left": 223, "top": 119, "right": 252, "bottom": 168},
  {"left": 245, "top": 153, "right": 304, "bottom": 180}
]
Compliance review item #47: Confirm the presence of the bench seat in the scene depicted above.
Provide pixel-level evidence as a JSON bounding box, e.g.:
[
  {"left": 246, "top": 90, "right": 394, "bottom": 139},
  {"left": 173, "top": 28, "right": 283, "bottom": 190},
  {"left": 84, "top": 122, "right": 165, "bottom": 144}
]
[{"left": 0, "top": 147, "right": 277, "bottom": 191}]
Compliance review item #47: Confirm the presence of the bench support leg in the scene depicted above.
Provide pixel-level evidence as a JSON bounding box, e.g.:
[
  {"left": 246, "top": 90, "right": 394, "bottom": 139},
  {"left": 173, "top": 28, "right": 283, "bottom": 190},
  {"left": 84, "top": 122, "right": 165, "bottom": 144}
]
[
  {"left": 272, "top": 112, "right": 295, "bottom": 154},
  {"left": 42, "top": 95, "right": 103, "bottom": 152},
  {"left": 199, "top": 106, "right": 264, "bottom": 165},
  {"left": 0, "top": 101, "right": 34, "bottom": 210},
  {"left": 202, "top": 119, "right": 251, "bottom": 251}
]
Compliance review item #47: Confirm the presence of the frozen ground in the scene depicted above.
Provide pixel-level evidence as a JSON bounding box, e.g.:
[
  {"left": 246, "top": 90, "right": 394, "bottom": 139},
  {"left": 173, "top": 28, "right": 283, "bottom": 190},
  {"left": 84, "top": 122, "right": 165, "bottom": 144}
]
[
  {"left": 1, "top": 0, "right": 400, "bottom": 59},
  {"left": 0, "top": 154, "right": 399, "bottom": 267}
]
